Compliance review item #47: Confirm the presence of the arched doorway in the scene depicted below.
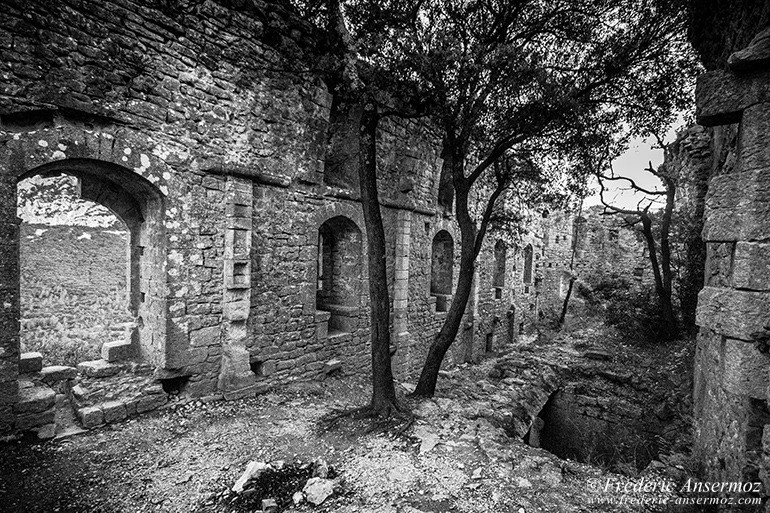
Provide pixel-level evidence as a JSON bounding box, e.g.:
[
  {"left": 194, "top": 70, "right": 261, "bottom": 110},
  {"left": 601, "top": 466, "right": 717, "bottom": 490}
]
[
  {"left": 15, "top": 159, "right": 166, "bottom": 366},
  {"left": 17, "top": 173, "right": 132, "bottom": 365}
]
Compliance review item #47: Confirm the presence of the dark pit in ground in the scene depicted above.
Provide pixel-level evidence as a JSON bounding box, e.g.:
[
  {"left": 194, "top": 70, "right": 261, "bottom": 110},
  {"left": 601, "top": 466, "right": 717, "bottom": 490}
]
[{"left": 525, "top": 390, "right": 661, "bottom": 472}]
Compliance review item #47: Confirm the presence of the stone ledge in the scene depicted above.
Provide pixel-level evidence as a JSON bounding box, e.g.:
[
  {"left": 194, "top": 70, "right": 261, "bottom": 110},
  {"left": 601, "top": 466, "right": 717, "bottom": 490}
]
[
  {"left": 40, "top": 365, "right": 78, "bottom": 384},
  {"left": 77, "top": 359, "right": 121, "bottom": 378}
]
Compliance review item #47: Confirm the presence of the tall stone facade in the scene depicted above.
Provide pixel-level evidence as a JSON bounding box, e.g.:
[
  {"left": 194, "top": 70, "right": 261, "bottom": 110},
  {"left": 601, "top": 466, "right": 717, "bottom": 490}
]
[
  {"left": 689, "top": 4, "right": 770, "bottom": 501},
  {"left": 0, "top": 0, "right": 544, "bottom": 436}
]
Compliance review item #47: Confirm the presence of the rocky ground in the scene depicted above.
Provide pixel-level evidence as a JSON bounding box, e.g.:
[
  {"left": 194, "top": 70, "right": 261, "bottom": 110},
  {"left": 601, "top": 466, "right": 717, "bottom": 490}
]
[{"left": 1, "top": 330, "right": 696, "bottom": 513}]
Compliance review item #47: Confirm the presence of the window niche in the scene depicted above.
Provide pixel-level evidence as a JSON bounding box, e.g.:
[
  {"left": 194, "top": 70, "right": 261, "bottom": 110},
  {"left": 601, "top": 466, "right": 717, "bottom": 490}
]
[
  {"left": 316, "top": 216, "right": 362, "bottom": 334},
  {"left": 430, "top": 230, "right": 454, "bottom": 312}
]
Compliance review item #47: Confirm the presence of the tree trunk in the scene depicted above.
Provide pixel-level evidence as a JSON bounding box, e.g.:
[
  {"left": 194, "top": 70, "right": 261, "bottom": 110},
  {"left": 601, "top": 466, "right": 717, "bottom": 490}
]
[
  {"left": 641, "top": 215, "right": 678, "bottom": 340},
  {"left": 558, "top": 277, "right": 575, "bottom": 327},
  {"left": 357, "top": 99, "right": 399, "bottom": 415},
  {"left": 413, "top": 169, "right": 477, "bottom": 397}
]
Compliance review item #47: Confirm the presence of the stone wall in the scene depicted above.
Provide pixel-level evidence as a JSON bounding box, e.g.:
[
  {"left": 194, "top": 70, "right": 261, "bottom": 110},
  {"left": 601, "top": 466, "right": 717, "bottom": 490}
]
[
  {"left": 688, "top": 8, "right": 770, "bottom": 501},
  {"left": 0, "top": 0, "right": 535, "bottom": 436}
]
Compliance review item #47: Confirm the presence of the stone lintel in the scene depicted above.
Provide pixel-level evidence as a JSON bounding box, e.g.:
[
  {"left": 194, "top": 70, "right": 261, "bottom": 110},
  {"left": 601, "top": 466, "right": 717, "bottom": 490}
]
[{"left": 696, "top": 69, "right": 770, "bottom": 126}]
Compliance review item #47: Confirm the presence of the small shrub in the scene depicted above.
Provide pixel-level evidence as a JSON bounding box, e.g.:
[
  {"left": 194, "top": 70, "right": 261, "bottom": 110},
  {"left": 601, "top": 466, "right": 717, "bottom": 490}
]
[{"left": 581, "top": 274, "right": 673, "bottom": 343}]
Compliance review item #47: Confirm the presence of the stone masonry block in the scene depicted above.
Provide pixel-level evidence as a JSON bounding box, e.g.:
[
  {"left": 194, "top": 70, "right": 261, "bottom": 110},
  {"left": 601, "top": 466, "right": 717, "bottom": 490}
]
[
  {"left": 704, "top": 171, "right": 770, "bottom": 241},
  {"left": 19, "top": 352, "right": 43, "bottom": 374},
  {"left": 77, "top": 359, "right": 120, "bottom": 378},
  {"left": 40, "top": 365, "right": 78, "bottom": 384},
  {"left": 14, "top": 385, "right": 55, "bottom": 414},
  {"left": 733, "top": 242, "right": 770, "bottom": 291},
  {"left": 697, "top": 287, "right": 770, "bottom": 341},
  {"left": 101, "top": 341, "right": 135, "bottom": 362},
  {"left": 15, "top": 410, "right": 55, "bottom": 431},
  {"left": 739, "top": 103, "right": 770, "bottom": 174},
  {"left": 696, "top": 69, "right": 770, "bottom": 126},
  {"left": 724, "top": 338, "right": 770, "bottom": 399},
  {"left": 101, "top": 401, "right": 128, "bottom": 423},
  {"left": 137, "top": 394, "right": 167, "bottom": 413},
  {"left": 77, "top": 406, "right": 104, "bottom": 429}
]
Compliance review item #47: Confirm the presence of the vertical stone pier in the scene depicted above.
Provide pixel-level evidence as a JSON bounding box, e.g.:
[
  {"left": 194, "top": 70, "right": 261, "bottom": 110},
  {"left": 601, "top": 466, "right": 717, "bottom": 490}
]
[
  {"left": 692, "top": 29, "right": 770, "bottom": 494},
  {"left": 0, "top": 173, "right": 19, "bottom": 432},
  {"left": 218, "top": 177, "right": 257, "bottom": 400}
]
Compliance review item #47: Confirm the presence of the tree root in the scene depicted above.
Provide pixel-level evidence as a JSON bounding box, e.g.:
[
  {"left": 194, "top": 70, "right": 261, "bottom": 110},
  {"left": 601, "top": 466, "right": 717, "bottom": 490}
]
[{"left": 319, "top": 401, "right": 415, "bottom": 438}]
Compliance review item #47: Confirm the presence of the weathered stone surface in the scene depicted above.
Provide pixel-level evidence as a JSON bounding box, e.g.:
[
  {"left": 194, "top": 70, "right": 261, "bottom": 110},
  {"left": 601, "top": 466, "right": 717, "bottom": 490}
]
[
  {"left": 723, "top": 338, "right": 769, "bottom": 399},
  {"left": 695, "top": 69, "right": 770, "bottom": 126},
  {"left": 101, "top": 341, "right": 134, "bottom": 363},
  {"left": 14, "top": 385, "right": 55, "bottom": 414},
  {"left": 15, "top": 410, "right": 55, "bottom": 430},
  {"left": 728, "top": 26, "right": 770, "bottom": 72},
  {"left": 696, "top": 287, "right": 770, "bottom": 341},
  {"left": 77, "top": 406, "right": 104, "bottom": 429},
  {"left": 101, "top": 401, "right": 128, "bottom": 423},
  {"left": 732, "top": 242, "right": 770, "bottom": 290},
  {"left": 19, "top": 352, "right": 43, "bottom": 374},
  {"left": 303, "top": 477, "right": 335, "bottom": 506},
  {"left": 136, "top": 394, "right": 167, "bottom": 413},
  {"left": 40, "top": 365, "right": 78, "bottom": 383},
  {"left": 323, "top": 359, "right": 342, "bottom": 374},
  {"left": 703, "top": 171, "right": 770, "bottom": 241},
  {"left": 77, "top": 360, "right": 120, "bottom": 378}
]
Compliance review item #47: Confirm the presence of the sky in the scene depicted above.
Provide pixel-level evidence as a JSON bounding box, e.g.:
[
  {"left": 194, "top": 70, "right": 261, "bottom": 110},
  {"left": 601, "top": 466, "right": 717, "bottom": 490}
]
[{"left": 583, "top": 120, "right": 685, "bottom": 211}]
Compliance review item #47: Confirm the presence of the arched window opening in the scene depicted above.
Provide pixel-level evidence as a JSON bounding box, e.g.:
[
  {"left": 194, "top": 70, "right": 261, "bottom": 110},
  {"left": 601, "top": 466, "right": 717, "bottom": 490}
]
[
  {"left": 523, "top": 244, "right": 534, "bottom": 285},
  {"left": 316, "top": 216, "right": 362, "bottom": 333},
  {"left": 430, "top": 230, "right": 454, "bottom": 312},
  {"left": 493, "top": 240, "right": 506, "bottom": 299}
]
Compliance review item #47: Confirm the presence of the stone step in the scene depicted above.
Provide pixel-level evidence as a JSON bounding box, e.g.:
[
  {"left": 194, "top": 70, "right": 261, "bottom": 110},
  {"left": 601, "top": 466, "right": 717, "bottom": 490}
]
[{"left": 14, "top": 383, "right": 56, "bottom": 414}]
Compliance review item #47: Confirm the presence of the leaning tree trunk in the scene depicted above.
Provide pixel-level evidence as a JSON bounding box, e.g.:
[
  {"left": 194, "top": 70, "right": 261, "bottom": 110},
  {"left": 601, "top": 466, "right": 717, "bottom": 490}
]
[
  {"left": 357, "top": 99, "right": 399, "bottom": 415},
  {"left": 413, "top": 178, "right": 477, "bottom": 397}
]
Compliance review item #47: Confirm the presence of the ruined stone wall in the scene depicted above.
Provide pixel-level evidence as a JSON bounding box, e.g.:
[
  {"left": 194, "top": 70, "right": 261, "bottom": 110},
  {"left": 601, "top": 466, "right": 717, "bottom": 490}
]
[
  {"left": 688, "top": 4, "right": 770, "bottom": 500},
  {"left": 0, "top": 0, "right": 535, "bottom": 436}
]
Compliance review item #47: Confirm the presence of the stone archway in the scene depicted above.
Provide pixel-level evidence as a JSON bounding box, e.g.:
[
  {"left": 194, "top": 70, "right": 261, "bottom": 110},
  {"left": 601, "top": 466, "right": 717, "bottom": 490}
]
[{"left": 16, "top": 158, "right": 167, "bottom": 366}]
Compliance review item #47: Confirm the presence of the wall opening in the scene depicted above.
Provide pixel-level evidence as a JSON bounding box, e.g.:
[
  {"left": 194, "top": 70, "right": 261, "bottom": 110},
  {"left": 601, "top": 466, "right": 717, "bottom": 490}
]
[
  {"left": 324, "top": 98, "right": 360, "bottom": 190},
  {"left": 493, "top": 240, "right": 506, "bottom": 299},
  {"left": 316, "top": 216, "right": 362, "bottom": 333},
  {"left": 430, "top": 230, "right": 454, "bottom": 312},
  {"left": 437, "top": 154, "right": 454, "bottom": 213},
  {"left": 523, "top": 244, "right": 533, "bottom": 284},
  {"left": 17, "top": 174, "right": 132, "bottom": 366},
  {"left": 16, "top": 159, "right": 166, "bottom": 367}
]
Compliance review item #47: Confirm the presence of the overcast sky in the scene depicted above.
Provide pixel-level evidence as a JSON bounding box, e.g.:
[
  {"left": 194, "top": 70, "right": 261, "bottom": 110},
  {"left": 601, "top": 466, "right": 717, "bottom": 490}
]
[{"left": 584, "top": 119, "right": 685, "bottom": 211}]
